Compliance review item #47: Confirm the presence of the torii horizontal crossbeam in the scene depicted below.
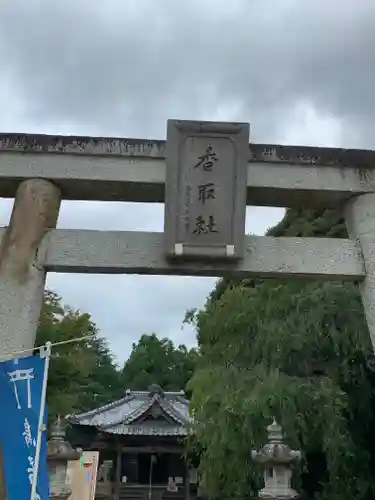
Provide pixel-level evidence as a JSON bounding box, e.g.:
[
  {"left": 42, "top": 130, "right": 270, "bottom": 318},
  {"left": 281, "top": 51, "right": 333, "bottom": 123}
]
[
  {"left": 25, "top": 229, "right": 364, "bottom": 280},
  {"left": 1, "top": 133, "right": 375, "bottom": 207}
]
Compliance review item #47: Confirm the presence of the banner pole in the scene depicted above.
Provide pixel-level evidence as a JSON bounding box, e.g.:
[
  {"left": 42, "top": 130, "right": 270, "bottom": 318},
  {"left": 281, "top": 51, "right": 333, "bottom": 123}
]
[{"left": 30, "top": 341, "right": 51, "bottom": 500}]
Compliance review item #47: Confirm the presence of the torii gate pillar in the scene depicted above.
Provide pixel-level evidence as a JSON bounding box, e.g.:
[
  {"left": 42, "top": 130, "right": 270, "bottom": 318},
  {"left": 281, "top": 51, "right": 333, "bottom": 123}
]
[
  {"left": 346, "top": 194, "right": 375, "bottom": 350},
  {"left": 0, "top": 179, "right": 61, "bottom": 360}
]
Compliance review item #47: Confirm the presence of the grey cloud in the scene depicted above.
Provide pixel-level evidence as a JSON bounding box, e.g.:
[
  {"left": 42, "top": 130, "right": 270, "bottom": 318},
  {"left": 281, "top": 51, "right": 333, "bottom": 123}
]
[
  {"left": 1, "top": 0, "right": 374, "bottom": 144},
  {"left": 0, "top": 0, "right": 373, "bottom": 363}
]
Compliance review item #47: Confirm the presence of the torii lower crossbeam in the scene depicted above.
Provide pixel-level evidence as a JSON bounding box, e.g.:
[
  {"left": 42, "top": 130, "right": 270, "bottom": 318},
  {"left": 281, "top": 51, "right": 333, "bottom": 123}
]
[{"left": 36, "top": 229, "right": 364, "bottom": 280}]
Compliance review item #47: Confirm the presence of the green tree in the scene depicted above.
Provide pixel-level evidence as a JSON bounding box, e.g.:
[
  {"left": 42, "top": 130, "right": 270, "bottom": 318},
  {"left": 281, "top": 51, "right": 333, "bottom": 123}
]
[
  {"left": 122, "top": 333, "right": 199, "bottom": 393},
  {"left": 37, "top": 290, "right": 123, "bottom": 419},
  {"left": 186, "top": 208, "right": 375, "bottom": 500}
]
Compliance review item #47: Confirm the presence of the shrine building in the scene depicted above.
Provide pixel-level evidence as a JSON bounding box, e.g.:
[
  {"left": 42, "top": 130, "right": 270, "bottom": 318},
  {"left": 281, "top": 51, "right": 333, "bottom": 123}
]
[{"left": 68, "top": 385, "right": 197, "bottom": 500}]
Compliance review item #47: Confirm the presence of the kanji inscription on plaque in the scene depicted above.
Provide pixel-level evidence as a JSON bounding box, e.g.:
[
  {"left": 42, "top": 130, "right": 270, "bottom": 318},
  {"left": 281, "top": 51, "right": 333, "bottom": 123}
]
[{"left": 164, "top": 120, "right": 249, "bottom": 260}]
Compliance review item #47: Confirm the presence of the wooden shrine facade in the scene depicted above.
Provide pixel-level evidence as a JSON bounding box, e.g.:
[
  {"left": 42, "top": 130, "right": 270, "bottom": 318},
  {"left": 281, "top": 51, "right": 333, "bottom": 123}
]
[{"left": 68, "top": 386, "right": 197, "bottom": 500}]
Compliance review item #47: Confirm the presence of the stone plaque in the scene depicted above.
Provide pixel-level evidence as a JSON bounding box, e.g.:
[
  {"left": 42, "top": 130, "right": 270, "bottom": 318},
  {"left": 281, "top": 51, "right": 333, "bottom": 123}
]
[{"left": 164, "top": 119, "right": 249, "bottom": 260}]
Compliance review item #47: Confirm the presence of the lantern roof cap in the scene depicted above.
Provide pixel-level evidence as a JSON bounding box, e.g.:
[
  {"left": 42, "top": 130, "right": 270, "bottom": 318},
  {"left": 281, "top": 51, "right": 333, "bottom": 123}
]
[
  {"left": 47, "top": 416, "right": 81, "bottom": 462},
  {"left": 251, "top": 418, "right": 301, "bottom": 465}
]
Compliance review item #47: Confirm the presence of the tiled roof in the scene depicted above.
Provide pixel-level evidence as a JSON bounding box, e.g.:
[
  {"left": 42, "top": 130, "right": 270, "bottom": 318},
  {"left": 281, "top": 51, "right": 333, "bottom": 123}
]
[{"left": 68, "top": 386, "right": 192, "bottom": 437}]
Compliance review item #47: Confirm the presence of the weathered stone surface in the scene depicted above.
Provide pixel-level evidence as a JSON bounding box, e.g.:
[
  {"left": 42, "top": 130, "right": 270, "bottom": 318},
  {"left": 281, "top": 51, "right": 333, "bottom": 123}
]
[
  {"left": 164, "top": 120, "right": 249, "bottom": 260},
  {"left": 0, "top": 132, "right": 375, "bottom": 206},
  {"left": 0, "top": 179, "right": 61, "bottom": 360},
  {"left": 346, "top": 193, "right": 375, "bottom": 351},
  {"left": 35, "top": 229, "right": 364, "bottom": 280}
]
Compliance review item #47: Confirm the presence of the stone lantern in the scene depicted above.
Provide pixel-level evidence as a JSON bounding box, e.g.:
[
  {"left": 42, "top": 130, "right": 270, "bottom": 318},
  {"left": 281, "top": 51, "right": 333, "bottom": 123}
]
[
  {"left": 47, "top": 416, "right": 81, "bottom": 500},
  {"left": 251, "top": 419, "right": 301, "bottom": 500}
]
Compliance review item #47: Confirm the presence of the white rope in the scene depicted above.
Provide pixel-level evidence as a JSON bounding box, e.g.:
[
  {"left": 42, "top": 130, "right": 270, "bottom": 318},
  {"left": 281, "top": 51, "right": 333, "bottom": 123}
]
[{"left": 1, "top": 333, "right": 96, "bottom": 359}]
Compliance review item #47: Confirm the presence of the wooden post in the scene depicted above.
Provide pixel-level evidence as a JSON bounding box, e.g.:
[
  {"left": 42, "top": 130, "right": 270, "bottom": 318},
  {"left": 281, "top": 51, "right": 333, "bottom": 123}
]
[
  {"left": 183, "top": 462, "right": 190, "bottom": 500},
  {"left": 346, "top": 194, "right": 375, "bottom": 352},
  {"left": 0, "top": 179, "right": 61, "bottom": 361},
  {"left": 114, "top": 441, "right": 122, "bottom": 500}
]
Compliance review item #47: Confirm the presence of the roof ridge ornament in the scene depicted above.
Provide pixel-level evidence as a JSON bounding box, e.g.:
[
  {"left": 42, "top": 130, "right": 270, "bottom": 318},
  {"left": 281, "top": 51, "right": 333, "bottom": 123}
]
[{"left": 148, "top": 384, "right": 164, "bottom": 398}]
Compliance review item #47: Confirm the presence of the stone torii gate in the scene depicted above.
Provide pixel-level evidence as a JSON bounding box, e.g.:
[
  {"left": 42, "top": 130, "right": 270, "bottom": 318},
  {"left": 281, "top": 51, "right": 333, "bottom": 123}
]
[{"left": 0, "top": 119, "right": 375, "bottom": 360}]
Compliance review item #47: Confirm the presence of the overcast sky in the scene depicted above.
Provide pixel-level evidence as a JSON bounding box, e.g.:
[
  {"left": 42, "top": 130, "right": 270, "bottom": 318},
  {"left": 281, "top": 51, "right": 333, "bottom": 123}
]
[{"left": 0, "top": 0, "right": 374, "bottom": 366}]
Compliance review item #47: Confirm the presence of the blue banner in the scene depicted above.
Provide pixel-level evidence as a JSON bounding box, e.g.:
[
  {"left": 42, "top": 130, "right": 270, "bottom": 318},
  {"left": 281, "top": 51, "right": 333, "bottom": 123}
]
[{"left": 0, "top": 353, "right": 50, "bottom": 500}]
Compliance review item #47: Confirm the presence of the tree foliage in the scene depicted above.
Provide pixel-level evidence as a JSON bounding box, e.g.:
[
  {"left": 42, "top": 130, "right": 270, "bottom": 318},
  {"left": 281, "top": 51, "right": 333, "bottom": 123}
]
[
  {"left": 37, "top": 290, "right": 123, "bottom": 420},
  {"left": 122, "top": 333, "right": 199, "bottom": 394},
  {"left": 187, "top": 209, "right": 375, "bottom": 500}
]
